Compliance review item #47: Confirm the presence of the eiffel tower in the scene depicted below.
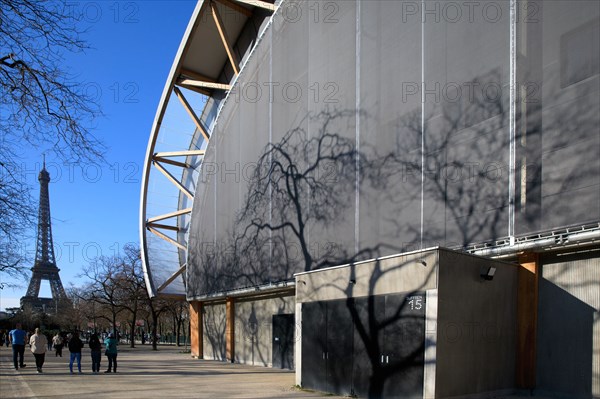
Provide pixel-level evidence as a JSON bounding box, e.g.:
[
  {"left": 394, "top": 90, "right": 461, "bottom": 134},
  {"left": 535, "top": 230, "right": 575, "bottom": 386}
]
[{"left": 21, "top": 160, "right": 68, "bottom": 312}]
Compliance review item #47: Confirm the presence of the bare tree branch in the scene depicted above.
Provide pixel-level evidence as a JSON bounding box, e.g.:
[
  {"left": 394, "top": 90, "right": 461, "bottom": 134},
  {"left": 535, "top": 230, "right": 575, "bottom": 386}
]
[{"left": 0, "top": 0, "right": 105, "bottom": 285}]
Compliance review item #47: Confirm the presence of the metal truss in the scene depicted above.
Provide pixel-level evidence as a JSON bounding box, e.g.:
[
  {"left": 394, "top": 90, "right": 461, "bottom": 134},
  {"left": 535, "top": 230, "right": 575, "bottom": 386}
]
[{"left": 140, "top": 0, "right": 278, "bottom": 298}]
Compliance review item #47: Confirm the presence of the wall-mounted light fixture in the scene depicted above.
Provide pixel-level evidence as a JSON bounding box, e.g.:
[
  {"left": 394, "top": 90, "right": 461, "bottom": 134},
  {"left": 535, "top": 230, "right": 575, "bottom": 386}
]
[
  {"left": 481, "top": 266, "right": 497, "bottom": 281},
  {"left": 297, "top": 279, "right": 306, "bottom": 285},
  {"left": 418, "top": 260, "right": 427, "bottom": 266}
]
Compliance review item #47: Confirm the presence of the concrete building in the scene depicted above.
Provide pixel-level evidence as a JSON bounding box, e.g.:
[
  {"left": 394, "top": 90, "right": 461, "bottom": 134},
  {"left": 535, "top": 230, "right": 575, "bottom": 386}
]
[{"left": 140, "top": 1, "right": 599, "bottom": 397}]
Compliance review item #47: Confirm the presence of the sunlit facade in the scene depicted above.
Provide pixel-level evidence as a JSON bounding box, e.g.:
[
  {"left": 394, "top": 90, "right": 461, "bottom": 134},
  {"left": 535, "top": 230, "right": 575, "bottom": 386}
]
[{"left": 141, "top": 1, "right": 599, "bottom": 397}]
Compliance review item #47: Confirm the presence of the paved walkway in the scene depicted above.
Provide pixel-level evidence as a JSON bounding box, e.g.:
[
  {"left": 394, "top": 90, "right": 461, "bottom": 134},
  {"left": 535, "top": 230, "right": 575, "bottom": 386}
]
[
  {"left": 0, "top": 344, "right": 340, "bottom": 399},
  {"left": 1, "top": 345, "right": 558, "bottom": 399}
]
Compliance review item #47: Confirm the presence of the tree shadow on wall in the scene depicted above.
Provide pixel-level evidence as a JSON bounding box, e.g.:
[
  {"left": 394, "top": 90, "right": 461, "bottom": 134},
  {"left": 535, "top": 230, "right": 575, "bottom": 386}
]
[
  {"left": 390, "top": 69, "right": 510, "bottom": 249},
  {"left": 203, "top": 303, "right": 227, "bottom": 361},
  {"left": 192, "top": 81, "right": 599, "bottom": 395},
  {"left": 301, "top": 256, "right": 437, "bottom": 398},
  {"left": 192, "top": 109, "right": 436, "bottom": 396},
  {"left": 391, "top": 67, "right": 599, "bottom": 250},
  {"left": 194, "top": 109, "right": 400, "bottom": 296},
  {"left": 236, "top": 109, "right": 398, "bottom": 271}
]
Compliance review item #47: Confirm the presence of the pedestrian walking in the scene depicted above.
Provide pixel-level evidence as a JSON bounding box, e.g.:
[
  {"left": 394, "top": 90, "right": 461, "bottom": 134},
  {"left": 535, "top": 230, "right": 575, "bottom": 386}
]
[
  {"left": 88, "top": 333, "right": 102, "bottom": 373},
  {"left": 9, "top": 323, "right": 27, "bottom": 370},
  {"left": 104, "top": 333, "right": 118, "bottom": 373},
  {"left": 29, "top": 328, "right": 48, "bottom": 373},
  {"left": 52, "top": 332, "right": 64, "bottom": 357},
  {"left": 68, "top": 331, "right": 84, "bottom": 374},
  {"left": 46, "top": 333, "right": 53, "bottom": 351}
]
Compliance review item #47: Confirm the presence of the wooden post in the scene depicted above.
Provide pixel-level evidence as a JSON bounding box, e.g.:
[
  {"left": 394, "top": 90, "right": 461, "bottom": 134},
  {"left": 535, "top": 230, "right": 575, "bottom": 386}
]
[
  {"left": 516, "top": 252, "right": 539, "bottom": 389},
  {"left": 226, "top": 297, "right": 235, "bottom": 363},
  {"left": 210, "top": 1, "right": 240, "bottom": 75},
  {"left": 190, "top": 301, "right": 203, "bottom": 359}
]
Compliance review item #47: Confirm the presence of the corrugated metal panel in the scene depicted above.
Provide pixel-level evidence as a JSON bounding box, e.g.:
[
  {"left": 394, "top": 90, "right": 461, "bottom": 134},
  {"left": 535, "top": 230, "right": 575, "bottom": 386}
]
[
  {"left": 541, "top": 249, "right": 600, "bottom": 397},
  {"left": 542, "top": 250, "right": 600, "bottom": 311}
]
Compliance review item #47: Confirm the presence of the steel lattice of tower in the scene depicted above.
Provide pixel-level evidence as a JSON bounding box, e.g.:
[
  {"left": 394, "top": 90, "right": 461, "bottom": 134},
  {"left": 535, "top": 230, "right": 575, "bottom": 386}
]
[{"left": 21, "top": 161, "right": 68, "bottom": 311}]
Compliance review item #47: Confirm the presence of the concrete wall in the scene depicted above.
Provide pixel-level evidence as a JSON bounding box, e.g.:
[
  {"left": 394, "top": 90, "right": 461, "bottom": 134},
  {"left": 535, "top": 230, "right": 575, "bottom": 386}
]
[
  {"left": 295, "top": 249, "right": 439, "bottom": 303},
  {"left": 435, "top": 249, "right": 518, "bottom": 398},
  {"left": 234, "top": 295, "right": 295, "bottom": 367},
  {"left": 295, "top": 247, "right": 520, "bottom": 398},
  {"left": 202, "top": 302, "right": 227, "bottom": 361},
  {"left": 295, "top": 249, "right": 439, "bottom": 396},
  {"left": 537, "top": 251, "right": 599, "bottom": 398}
]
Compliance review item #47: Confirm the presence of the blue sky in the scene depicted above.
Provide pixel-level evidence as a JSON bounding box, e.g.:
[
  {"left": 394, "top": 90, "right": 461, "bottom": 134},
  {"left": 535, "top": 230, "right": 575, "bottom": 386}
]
[{"left": 0, "top": 1, "right": 197, "bottom": 310}]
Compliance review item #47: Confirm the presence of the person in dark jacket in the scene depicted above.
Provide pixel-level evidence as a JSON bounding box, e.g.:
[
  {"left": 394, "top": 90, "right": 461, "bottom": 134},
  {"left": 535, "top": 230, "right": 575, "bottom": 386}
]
[
  {"left": 52, "top": 332, "right": 64, "bottom": 357},
  {"left": 104, "top": 333, "right": 118, "bottom": 373},
  {"left": 88, "top": 333, "right": 102, "bottom": 373},
  {"left": 68, "top": 332, "right": 84, "bottom": 373}
]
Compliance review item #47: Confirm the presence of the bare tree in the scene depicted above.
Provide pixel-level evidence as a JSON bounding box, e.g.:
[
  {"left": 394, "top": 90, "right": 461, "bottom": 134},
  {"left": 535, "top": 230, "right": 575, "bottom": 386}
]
[
  {"left": 0, "top": 228, "right": 30, "bottom": 288},
  {"left": 143, "top": 297, "right": 169, "bottom": 350},
  {"left": 80, "top": 256, "right": 127, "bottom": 336},
  {"left": 113, "top": 244, "right": 146, "bottom": 347},
  {"left": 0, "top": 0, "right": 104, "bottom": 285},
  {"left": 164, "top": 299, "right": 189, "bottom": 346},
  {"left": 61, "top": 285, "right": 87, "bottom": 332}
]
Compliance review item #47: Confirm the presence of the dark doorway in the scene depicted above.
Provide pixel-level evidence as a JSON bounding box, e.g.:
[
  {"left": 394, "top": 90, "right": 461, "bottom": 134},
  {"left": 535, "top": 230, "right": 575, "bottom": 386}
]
[
  {"left": 272, "top": 313, "right": 295, "bottom": 369},
  {"left": 303, "top": 293, "right": 426, "bottom": 398}
]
